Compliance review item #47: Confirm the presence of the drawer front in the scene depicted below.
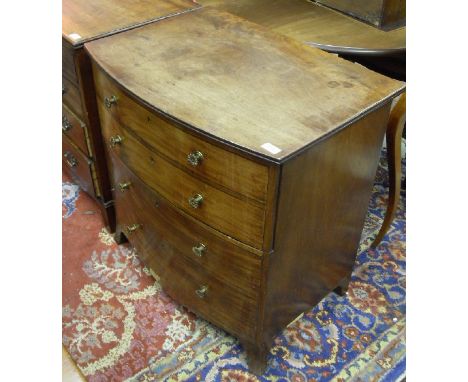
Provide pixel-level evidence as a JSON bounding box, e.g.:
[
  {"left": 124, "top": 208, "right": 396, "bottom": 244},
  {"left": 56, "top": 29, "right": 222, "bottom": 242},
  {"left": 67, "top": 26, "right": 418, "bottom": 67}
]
[
  {"left": 62, "top": 134, "right": 95, "bottom": 196},
  {"left": 62, "top": 104, "right": 89, "bottom": 155},
  {"left": 94, "top": 66, "right": 269, "bottom": 202},
  {"left": 110, "top": 156, "right": 259, "bottom": 337},
  {"left": 110, "top": 151, "right": 262, "bottom": 297},
  {"left": 62, "top": 76, "right": 84, "bottom": 119},
  {"left": 102, "top": 117, "right": 266, "bottom": 249}
]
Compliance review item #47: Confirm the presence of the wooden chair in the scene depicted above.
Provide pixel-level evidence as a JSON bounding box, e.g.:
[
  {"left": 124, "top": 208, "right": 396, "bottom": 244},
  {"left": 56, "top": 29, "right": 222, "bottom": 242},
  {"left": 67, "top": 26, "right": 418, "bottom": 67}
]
[{"left": 371, "top": 93, "right": 406, "bottom": 247}]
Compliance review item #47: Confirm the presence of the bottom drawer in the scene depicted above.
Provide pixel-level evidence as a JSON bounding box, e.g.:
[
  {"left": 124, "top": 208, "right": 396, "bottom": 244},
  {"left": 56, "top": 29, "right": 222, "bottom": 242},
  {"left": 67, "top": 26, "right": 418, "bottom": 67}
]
[
  {"left": 110, "top": 154, "right": 260, "bottom": 338},
  {"left": 62, "top": 134, "right": 95, "bottom": 197}
]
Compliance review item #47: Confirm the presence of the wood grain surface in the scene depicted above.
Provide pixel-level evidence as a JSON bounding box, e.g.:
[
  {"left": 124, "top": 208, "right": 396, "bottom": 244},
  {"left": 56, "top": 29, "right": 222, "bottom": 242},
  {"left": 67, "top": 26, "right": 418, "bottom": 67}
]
[
  {"left": 62, "top": 75, "right": 84, "bottom": 120},
  {"left": 62, "top": 38, "right": 79, "bottom": 84},
  {"left": 93, "top": 66, "right": 270, "bottom": 202},
  {"left": 85, "top": 8, "right": 404, "bottom": 162},
  {"left": 62, "top": 0, "right": 199, "bottom": 46},
  {"left": 261, "top": 104, "right": 390, "bottom": 346},
  {"left": 62, "top": 134, "right": 95, "bottom": 196},
  {"left": 72, "top": 47, "right": 117, "bottom": 229},
  {"left": 100, "top": 108, "right": 267, "bottom": 249},
  {"left": 62, "top": 104, "right": 89, "bottom": 155},
  {"left": 84, "top": 5, "right": 405, "bottom": 373},
  {"left": 200, "top": 0, "right": 405, "bottom": 54},
  {"left": 315, "top": 0, "right": 405, "bottom": 30},
  {"left": 111, "top": 153, "right": 260, "bottom": 338},
  {"left": 110, "top": 151, "right": 263, "bottom": 297}
]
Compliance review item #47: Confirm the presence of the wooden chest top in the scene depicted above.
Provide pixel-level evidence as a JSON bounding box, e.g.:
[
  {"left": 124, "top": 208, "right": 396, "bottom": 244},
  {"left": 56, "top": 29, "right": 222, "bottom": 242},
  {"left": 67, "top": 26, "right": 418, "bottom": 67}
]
[
  {"left": 85, "top": 8, "right": 404, "bottom": 162},
  {"left": 62, "top": 0, "right": 199, "bottom": 46}
]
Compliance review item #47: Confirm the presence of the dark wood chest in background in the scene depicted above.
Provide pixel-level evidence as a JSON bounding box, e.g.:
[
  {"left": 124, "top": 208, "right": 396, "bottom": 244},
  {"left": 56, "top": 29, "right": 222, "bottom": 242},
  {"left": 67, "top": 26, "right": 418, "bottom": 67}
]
[
  {"left": 62, "top": 0, "right": 199, "bottom": 229},
  {"left": 315, "top": 0, "right": 405, "bottom": 30},
  {"left": 85, "top": 8, "right": 405, "bottom": 373}
]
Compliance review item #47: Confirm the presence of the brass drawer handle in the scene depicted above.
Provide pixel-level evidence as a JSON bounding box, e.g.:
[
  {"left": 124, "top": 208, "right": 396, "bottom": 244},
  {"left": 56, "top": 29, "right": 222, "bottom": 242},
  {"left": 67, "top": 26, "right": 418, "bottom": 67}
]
[
  {"left": 104, "top": 95, "right": 118, "bottom": 109},
  {"left": 118, "top": 181, "right": 132, "bottom": 192},
  {"left": 125, "top": 223, "right": 141, "bottom": 234},
  {"left": 195, "top": 285, "right": 208, "bottom": 299},
  {"left": 188, "top": 194, "right": 203, "bottom": 209},
  {"left": 187, "top": 151, "right": 204, "bottom": 166},
  {"left": 62, "top": 115, "right": 72, "bottom": 132},
  {"left": 192, "top": 243, "right": 206, "bottom": 257},
  {"left": 110, "top": 135, "right": 123, "bottom": 147},
  {"left": 64, "top": 152, "right": 78, "bottom": 168}
]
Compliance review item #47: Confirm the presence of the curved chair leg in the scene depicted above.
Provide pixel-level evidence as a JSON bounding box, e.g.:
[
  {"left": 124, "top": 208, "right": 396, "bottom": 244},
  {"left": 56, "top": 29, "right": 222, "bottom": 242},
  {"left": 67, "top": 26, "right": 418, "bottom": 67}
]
[{"left": 372, "top": 93, "right": 406, "bottom": 248}]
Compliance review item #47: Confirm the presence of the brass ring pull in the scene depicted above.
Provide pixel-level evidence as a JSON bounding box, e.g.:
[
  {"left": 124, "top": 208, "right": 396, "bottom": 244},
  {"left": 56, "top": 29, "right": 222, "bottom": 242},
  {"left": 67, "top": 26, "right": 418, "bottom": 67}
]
[
  {"left": 125, "top": 223, "right": 141, "bottom": 234},
  {"left": 192, "top": 243, "right": 206, "bottom": 257},
  {"left": 118, "top": 181, "right": 132, "bottom": 192},
  {"left": 62, "top": 115, "right": 72, "bottom": 132},
  {"left": 195, "top": 285, "right": 208, "bottom": 299},
  {"left": 104, "top": 95, "right": 118, "bottom": 109},
  {"left": 64, "top": 152, "right": 78, "bottom": 168},
  {"left": 187, "top": 151, "right": 204, "bottom": 166},
  {"left": 188, "top": 194, "right": 203, "bottom": 209},
  {"left": 110, "top": 135, "right": 123, "bottom": 147}
]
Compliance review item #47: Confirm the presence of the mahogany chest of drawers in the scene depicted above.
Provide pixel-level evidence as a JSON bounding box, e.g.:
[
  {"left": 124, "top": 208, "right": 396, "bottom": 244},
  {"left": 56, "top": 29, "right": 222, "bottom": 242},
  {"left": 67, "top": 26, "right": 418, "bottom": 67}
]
[
  {"left": 62, "top": 0, "right": 198, "bottom": 229},
  {"left": 86, "top": 8, "right": 404, "bottom": 373}
]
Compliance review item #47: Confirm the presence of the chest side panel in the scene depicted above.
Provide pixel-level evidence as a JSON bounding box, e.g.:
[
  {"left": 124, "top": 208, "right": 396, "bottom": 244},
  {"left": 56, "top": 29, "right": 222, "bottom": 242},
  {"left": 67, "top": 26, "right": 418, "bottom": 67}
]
[{"left": 261, "top": 103, "right": 391, "bottom": 345}]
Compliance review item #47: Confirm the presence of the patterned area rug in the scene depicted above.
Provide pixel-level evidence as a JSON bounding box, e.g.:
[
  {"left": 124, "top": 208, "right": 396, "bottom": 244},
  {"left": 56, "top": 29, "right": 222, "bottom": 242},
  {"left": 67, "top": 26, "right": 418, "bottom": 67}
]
[{"left": 62, "top": 149, "right": 406, "bottom": 382}]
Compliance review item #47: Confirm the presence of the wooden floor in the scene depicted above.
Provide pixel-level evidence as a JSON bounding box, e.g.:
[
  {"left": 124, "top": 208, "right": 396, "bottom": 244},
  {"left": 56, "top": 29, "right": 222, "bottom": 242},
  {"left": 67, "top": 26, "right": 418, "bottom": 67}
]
[{"left": 62, "top": 346, "right": 86, "bottom": 382}]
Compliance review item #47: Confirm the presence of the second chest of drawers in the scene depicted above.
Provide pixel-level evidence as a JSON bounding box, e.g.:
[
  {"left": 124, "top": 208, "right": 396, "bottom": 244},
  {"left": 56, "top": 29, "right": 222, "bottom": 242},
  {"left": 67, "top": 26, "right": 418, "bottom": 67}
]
[{"left": 62, "top": 0, "right": 199, "bottom": 230}]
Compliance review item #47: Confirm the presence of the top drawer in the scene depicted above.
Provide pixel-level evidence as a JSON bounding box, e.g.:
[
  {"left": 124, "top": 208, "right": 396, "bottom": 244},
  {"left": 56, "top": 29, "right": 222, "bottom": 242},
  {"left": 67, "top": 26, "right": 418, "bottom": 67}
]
[
  {"left": 101, "top": 117, "right": 266, "bottom": 249},
  {"left": 63, "top": 76, "right": 84, "bottom": 119},
  {"left": 93, "top": 65, "right": 270, "bottom": 203}
]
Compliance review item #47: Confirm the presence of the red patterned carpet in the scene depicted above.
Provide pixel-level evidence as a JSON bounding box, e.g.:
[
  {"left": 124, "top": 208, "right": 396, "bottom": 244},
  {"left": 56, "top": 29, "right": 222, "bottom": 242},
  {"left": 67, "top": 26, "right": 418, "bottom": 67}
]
[
  {"left": 63, "top": 173, "right": 192, "bottom": 380},
  {"left": 62, "top": 149, "right": 406, "bottom": 382}
]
